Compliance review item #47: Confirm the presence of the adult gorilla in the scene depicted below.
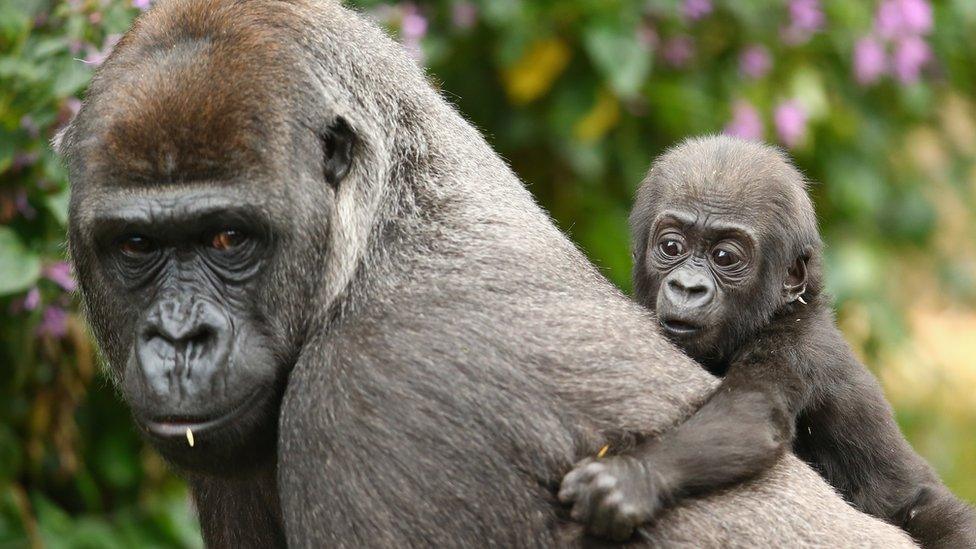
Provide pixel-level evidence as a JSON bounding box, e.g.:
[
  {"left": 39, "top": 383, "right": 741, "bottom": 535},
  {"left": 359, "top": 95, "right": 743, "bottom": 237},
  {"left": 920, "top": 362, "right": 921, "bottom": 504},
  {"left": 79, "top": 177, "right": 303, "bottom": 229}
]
[{"left": 58, "top": 0, "right": 914, "bottom": 546}]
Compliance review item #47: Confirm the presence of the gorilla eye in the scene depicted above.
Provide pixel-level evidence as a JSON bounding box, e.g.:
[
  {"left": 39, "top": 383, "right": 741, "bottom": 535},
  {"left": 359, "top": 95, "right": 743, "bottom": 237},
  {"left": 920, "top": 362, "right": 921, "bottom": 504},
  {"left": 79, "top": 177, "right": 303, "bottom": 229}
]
[
  {"left": 210, "top": 229, "right": 247, "bottom": 252},
  {"left": 711, "top": 248, "right": 741, "bottom": 268},
  {"left": 659, "top": 239, "right": 685, "bottom": 258},
  {"left": 118, "top": 235, "right": 157, "bottom": 257}
]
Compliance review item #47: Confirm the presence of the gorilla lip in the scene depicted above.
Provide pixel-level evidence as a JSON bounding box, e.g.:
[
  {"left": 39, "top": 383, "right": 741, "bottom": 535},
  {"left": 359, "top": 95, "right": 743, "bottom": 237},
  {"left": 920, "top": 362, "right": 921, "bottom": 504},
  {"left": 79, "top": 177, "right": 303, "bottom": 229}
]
[
  {"left": 139, "top": 388, "right": 266, "bottom": 440},
  {"left": 660, "top": 318, "right": 702, "bottom": 337}
]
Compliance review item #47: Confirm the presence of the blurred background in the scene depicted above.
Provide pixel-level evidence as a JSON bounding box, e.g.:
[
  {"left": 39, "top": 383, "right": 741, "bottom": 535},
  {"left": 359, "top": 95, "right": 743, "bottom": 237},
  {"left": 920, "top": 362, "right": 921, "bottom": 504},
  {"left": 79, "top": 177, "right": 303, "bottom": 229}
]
[{"left": 1, "top": 0, "right": 974, "bottom": 546}]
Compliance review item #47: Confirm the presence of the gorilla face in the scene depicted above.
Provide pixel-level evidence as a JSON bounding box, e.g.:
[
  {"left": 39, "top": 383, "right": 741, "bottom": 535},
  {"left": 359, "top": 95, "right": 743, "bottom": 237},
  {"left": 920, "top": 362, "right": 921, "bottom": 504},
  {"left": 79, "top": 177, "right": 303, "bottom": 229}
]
[
  {"left": 630, "top": 138, "right": 818, "bottom": 372},
  {"left": 60, "top": 14, "right": 358, "bottom": 474},
  {"left": 75, "top": 191, "right": 283, "bottom": 472}
]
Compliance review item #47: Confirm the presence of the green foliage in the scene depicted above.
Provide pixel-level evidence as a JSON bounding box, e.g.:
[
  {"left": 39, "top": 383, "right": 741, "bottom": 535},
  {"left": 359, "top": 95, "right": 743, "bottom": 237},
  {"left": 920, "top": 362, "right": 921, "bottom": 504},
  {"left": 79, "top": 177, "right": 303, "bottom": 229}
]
[{"left": 2, "top": 1, "right": 974, "bottom": 546}]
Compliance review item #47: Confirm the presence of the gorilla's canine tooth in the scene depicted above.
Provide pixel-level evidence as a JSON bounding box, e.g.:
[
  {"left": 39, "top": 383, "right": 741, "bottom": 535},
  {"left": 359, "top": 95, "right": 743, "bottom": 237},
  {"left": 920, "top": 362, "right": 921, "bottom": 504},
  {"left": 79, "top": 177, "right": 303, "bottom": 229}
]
[{"left": 187, "top": 427, "right": 195, "bottom": 447}]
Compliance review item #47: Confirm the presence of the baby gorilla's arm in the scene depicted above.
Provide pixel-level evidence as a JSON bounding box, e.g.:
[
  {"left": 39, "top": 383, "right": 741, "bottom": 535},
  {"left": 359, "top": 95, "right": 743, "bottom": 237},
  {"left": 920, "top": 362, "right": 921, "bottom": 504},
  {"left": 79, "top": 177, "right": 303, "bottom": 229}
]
[{"left": 559, "top": 342, "right": 813, "bottom": 541}]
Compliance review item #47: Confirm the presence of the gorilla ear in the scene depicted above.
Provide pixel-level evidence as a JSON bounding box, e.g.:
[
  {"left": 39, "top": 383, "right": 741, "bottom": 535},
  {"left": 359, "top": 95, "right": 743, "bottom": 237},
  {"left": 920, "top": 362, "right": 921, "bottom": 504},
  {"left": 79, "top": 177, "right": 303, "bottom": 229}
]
[
  {"left": 784, "top": 255, "right": 808, "bottom": 303},
  {"left": 320, "top": 117, "right": 355, "bottom": 188}
]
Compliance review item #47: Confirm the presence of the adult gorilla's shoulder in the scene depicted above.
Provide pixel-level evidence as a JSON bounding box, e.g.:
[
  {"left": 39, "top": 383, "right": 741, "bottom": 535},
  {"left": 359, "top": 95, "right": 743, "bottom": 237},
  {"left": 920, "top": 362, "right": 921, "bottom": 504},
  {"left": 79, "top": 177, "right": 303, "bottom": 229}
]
[{"left": 58, "top": 0, "right": 916, "bottom": 546}]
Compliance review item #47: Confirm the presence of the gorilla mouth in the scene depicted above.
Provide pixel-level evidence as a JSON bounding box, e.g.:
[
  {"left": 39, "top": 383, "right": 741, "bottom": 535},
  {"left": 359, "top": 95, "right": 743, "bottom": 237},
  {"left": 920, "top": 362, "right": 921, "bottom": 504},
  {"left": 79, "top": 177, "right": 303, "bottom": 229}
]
[
  {"left": 139, "top": 388, "right": 267, "bottom": 440},
  {"left": 660, "top": 318, "right": 702, "bottom": 337}
]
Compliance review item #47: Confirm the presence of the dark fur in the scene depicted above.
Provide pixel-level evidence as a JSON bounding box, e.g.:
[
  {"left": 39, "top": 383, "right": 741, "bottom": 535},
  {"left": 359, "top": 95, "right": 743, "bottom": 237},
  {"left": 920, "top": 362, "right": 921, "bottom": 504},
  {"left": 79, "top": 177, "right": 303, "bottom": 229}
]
[
  {"left": 59, "top": 2, "right": 917, "bottom": 547},
  {"left": 561, "top": 135, "right": 975, "bottom": 547}
]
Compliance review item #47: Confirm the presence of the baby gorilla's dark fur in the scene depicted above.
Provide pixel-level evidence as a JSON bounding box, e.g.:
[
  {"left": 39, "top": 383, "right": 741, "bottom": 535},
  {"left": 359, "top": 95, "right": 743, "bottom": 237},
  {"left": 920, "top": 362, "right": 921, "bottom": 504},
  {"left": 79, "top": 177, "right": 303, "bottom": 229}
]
[{"left": 559, "top": 136, "right": 976, "bottom": 548}]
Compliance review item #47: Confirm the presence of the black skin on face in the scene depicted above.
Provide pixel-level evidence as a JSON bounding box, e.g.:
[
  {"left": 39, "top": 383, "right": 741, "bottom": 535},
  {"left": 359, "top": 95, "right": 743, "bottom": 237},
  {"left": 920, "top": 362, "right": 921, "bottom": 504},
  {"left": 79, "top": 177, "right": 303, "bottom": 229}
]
[{"left": 559, "top": 136, "right": 976, "bottom": 548}]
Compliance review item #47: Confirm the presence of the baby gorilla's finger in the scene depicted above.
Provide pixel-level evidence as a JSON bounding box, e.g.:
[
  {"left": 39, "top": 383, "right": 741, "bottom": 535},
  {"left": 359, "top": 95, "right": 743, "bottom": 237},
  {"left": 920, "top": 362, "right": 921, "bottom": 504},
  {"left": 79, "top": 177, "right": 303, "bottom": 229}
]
[
  {"left": 558, "top": 459, "right": 599, "bottom": 503},
  {"left": 608, "top": 501, "right": 642, "bottom": 542},
  {"left": 589, "top": 489, "right": 624, "bottom": 539},
  {"left": 571, "top": 470, "right": 617, "bottom": 526}
]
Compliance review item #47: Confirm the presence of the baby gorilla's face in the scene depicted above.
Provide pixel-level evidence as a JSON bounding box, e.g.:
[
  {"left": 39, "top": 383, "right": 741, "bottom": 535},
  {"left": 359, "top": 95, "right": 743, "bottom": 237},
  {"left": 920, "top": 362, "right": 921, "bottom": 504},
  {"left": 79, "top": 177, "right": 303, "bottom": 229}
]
[{"left": 639, "top": 207, "right": 781, "bottom": 369}]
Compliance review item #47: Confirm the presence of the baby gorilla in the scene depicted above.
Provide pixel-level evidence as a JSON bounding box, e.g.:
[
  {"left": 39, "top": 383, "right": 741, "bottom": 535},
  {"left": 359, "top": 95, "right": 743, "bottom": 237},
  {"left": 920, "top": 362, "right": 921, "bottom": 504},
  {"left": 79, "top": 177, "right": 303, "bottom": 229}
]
[{"left": 559, "top": 136, "right": 976, "bottom": 547}]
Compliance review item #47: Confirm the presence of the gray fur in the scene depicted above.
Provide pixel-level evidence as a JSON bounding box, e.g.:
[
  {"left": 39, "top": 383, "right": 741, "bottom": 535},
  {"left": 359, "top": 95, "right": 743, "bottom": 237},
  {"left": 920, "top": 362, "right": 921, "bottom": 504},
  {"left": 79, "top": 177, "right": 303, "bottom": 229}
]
[{"left": 58, "top": 0, "right": 916, "bottom": 546}]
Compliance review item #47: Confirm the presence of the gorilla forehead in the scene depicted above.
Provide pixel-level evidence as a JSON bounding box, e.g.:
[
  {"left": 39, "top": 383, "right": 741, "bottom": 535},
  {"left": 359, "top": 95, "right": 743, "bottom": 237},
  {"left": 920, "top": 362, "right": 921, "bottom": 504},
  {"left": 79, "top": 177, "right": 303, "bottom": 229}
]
[
  {"left": 63, "top": 0, "right": 310, "bottom": 187},
  {"left": 643, "top": 136, "right": 817, "bottom": 239}
]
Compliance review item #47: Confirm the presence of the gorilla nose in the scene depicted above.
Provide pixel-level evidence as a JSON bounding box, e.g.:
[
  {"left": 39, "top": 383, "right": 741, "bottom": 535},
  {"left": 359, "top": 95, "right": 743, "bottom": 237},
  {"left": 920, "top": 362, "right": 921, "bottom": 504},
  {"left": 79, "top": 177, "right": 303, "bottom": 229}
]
[
  {"left": 136, "top": 297, "right": 232, "bottom": 399},
  {"left": 665, "top": 271, "right": 714, "bottom": 309}
]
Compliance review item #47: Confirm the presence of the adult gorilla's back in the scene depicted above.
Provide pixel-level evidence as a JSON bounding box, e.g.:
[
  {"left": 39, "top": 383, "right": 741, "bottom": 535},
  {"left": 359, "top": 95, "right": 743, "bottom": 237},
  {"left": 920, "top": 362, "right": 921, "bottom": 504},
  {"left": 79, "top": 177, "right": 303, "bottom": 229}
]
[{"left": 60, "top": 0, "right": 914, "bottom": 546}]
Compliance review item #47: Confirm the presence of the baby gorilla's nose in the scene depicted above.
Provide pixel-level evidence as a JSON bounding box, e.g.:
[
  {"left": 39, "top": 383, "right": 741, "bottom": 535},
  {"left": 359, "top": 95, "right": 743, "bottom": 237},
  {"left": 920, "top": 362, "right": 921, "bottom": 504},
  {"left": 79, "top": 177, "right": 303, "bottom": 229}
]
[
  {"left": 664, "top": 269, "right": 715, "bottom": 309},
  {"left": 136, "top": 296, "right": 232, "bottom": 400}
]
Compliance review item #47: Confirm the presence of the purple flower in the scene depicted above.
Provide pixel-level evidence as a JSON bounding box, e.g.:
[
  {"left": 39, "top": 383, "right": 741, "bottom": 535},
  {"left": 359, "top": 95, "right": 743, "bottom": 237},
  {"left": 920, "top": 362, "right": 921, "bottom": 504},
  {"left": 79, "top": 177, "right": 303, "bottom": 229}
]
[
  {"left": 637, "top": 23, "right": 659, "bottom": 49},
  {"left": 399, "top": 4, "right": 427, "bottom": 62},
  {"left": 401, "top": 5, "right": 428, "bottom": 40},
  {"left": 682, "top": 0, "right": 712, "bottom": 22},
  {"left": 20, "top": 115, "right": 39, "bottom": 138},
  {"left": 132, "top": 0, "right": 152, "bottom": 9},
  {"left": 12, "top": 152, "right": 39, "bottom": 171},
  {"left": 900, "top": 0, "right": 933, "bottom": 34},
  {"left": 38, "top": 306, "right": 69, "bottom": 339},
  {"left": 782, "top": 0, "right": 824, "bottom": 45},
  {"left": 774, "top": 100, "right": 808, "bottom": 148},
  {"left": 44, "top": 262, "right": 77, "bottom": 292},
  {"left": 451, "top": 2, "right": 477, "bottom": 30},
  {"left": 739, "top": 45, "right": 772, "bottom": 79},
  {"left": 789, "top": 0, "right": 825, "bottom": 31},
  {"left": 892, "top": 35, "right": 931, "bottom": 83},
  {"left": 876, "top": 0, "right": 933, "bottom": 40},
  {"left": 853, "top": 36, "right": 887, "bottom": 85},
  {"left": 723, "top": 101, "right": 764, "bottom": 141},
  {"left": 662, "top": 36, "right": 694, "bottom": 68},
  {"left": 14, "top": 189, "right": 36, "bottom": 219},
  {"left": 8, "top": 287, "right": 40, "bottom": 315},
  {"left": 25, "top": 287, "right": 41, "bottom": 311}
]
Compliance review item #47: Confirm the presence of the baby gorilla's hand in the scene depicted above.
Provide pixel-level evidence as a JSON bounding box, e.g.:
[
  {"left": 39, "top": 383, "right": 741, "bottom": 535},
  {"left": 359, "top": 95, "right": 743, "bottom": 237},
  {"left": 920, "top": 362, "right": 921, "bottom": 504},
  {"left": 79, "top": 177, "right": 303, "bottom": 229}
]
[{"left": 558, "top": 455, "right": 667, "bottom": 541}]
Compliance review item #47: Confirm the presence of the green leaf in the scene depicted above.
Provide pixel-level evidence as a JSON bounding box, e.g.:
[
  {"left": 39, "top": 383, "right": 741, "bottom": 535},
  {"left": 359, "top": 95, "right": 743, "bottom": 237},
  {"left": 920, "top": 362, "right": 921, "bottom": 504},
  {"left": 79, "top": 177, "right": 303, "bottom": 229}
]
[
  {"left": 0, "top": 228, "right": 41, "bottom": 296},
  {"left": 45, "top": 188, "right": 70, "bottom": 227},
  {"left": 583, "top": 22, "right": 651, "bottom": 99}
]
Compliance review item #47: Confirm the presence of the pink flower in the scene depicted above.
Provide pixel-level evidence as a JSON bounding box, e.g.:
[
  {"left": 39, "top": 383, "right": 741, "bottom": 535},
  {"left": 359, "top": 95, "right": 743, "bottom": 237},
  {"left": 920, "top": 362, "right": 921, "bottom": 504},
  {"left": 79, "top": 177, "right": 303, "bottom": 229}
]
[
  {"left": 875, "top": 0, "right": 933, "bottom": 40},
  {"left": 451, "top": 2, "right": 477, "bottom": 30},
  {"left": 723, "top": 101, "right": 764, "bottom": 141},
  {"left": 132, "top": 0, "right": 152, "bottom": 10},
  {"left": 38, "top": 306, "right": 68, "bottom": 339},
  {"left": 739, "top": 45, "right": 772, "bottom": 79},
  {"left": 782, "top": 0, "right": 824, "bottom": 45},
  {"left": 14, "top": 189, "right": 36, "bottom": 219},
  {"left": 774, "top": 100, "right": 808, "bottom": 148},
  {"left": 682, "top": 0, "right": 712, "bottom": 22},
  {"left": 900, "top": 0, "right": 934, "bottom": 34},
  {"left": 400, "top": 4, "right": 427, "bottom": 62},
  {"left": 25, "top": 287, "right": 41, "bottom": 310},
  {"left": 637, "top": 23, "right": 659, "bottom": 49},
  {"left": 892, "top": 35, "right": 931, "bottom": 83},
  {"left": 853, "top": 36, "right": 887, "bottom": 85},
  {"left": 662, "top": 36, "right": 695, "bottom": 68},
  {"left": 44, "top": 262, "right": 77, "bottom": 292},
  {"left": 401, "top": 12, "right": 427, "bottom": 40}
]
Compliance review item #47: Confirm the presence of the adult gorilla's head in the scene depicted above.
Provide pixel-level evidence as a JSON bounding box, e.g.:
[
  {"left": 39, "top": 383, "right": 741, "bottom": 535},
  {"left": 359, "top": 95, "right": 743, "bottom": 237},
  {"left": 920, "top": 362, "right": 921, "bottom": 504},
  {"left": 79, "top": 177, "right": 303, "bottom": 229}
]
[
  {"left": 56, "top": 0, "right": 384, "bottom": 474},
  {"left": 630, "top": 136, "right": 824, "bottom": 370}
]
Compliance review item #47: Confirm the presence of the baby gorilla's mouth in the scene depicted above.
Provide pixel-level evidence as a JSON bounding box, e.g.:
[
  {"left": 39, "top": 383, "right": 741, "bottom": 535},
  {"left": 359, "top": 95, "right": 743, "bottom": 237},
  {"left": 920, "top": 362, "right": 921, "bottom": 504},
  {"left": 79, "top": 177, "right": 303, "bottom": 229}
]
[{"left": 660, "top": 318, "right": 703, "bottom": 337}]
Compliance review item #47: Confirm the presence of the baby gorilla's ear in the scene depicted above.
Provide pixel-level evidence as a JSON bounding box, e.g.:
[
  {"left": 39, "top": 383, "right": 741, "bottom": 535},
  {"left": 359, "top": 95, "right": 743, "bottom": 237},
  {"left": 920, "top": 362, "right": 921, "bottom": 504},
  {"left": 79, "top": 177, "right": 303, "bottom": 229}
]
[{"left": 784, "top": 255, "right": 808, "bottom": 304}]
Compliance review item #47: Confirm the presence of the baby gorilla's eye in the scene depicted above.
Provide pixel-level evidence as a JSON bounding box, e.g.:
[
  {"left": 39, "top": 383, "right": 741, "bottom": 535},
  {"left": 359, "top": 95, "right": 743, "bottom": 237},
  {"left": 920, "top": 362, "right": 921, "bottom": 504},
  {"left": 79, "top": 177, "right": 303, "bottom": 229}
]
[
  {"left": 118, "top": 235, "right": 157, "bottom": 257},
  {"left": 210, "top": 229, "right": 248, "bottom": 252},
  {"left": 711, "top": 248, "right": 741, "bottom": 268},
  {"left": 659, "top": 239, "right": 685, "bottom": 258}
]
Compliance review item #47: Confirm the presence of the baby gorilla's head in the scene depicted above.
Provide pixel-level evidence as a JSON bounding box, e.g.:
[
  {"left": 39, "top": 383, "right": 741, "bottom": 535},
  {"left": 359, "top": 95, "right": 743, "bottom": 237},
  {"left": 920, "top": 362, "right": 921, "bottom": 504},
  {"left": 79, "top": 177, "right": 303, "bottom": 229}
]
[{"left": 630, "top": 135, "right": 823, "bottom": 368}]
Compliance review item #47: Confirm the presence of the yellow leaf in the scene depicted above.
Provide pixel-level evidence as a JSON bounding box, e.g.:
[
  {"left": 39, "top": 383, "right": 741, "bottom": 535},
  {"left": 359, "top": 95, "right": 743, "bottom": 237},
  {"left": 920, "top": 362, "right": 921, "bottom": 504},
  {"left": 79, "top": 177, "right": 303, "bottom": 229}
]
[
  {"left": 574, "top": 89, "right": 620, "bottom": 143},
  {"left": 502, "top": 38, "right": 571, "bottom": 105}
]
